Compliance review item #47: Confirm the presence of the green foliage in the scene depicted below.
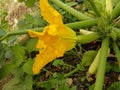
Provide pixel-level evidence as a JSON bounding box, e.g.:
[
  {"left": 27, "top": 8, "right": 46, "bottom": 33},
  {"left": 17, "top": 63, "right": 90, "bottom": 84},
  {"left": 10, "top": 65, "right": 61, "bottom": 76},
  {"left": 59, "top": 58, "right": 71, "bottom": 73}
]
[
  {"left": 22, "top": 58, "right": 34, "bottom": 75},
  {"left": 17, "top": 13, "right": 47, "bottom": 30},
  {"left": 18, "top": 0, "right": 37, "bottom": 7},
  {"left": 3, "top": 78, "right": 26, "bottom": 90},
  {"left": 0, "top": 63, "right": 16, "bottom": 80},
  {"left": 26, "top": 38, "right": 37, "bottom": 53},
  {"left": 111, "top": 64, "right": 120, "bottom": 72},
  {"left": 81, "top": 50, "right": 97, "bottom": 66},
  {"left": 36, "top": 75, "right": 76, "bottom": 90},
  {"left": 12, "top": 45, "right": 25, "bottom": 66},
  {"left": 108, "top": 82, "right": 120, "bottom": 90},
  {"left": 52, "top": 59, "right": 65, "bottom": 66},
  {"left": 1, "top": 0, "right": 120, "bottom": 90},
  {"left": 0, "top": 12, "right": 9, "bottom": 29},
  {"left": 105, "top": 62, "right": 112, "bottom": 73},
  {"left": 25, "top": 75, "right": 33, "bottom": 90},
  {"left": 0, "top": 28, "right": 6, "bottom": 37}
]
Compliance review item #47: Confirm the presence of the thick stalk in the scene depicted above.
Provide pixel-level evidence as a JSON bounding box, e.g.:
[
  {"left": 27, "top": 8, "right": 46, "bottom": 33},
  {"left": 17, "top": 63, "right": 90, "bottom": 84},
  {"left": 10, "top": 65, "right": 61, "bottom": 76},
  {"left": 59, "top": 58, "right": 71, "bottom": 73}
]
[
  {"left": 111, "top": 1, "right": 120, "bottom": 20},
  {"left": 77, "top": 32, "right": 100, "bottom": 44},
  {"left": 113, "top": 42, "right": 120, "bottom": 68},
  {"left": 87, "top": 0, "right": 101, "bottom": 17},
  {"left": 51, "top": 0, "right": 93, "bottom": 20},
  {"left": 66, "top": 19, "right": 97, "bottom": 29},
  {"left": 94, "top": 37, "right": 109, "bottom": 90}
]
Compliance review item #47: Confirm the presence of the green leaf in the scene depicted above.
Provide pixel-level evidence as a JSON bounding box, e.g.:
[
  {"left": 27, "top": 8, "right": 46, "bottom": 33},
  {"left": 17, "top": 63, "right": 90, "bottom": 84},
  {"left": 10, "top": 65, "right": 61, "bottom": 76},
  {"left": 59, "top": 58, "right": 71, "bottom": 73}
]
[
  {"left": 17, "top": 14, "right": 33, "bottom": 30},
  {"left": 77, "top": 64, "right": 85, "bottom": 71},
  {"left": 111, "top": 64, "right": 120, "bottom": 72},
  {"left": 0, "top": 63, "right": 16, "bottom": 80},
  {"left": 25, "top": 75, "right": 33, "bottom": 90},
  {"left": 89, "top": 84, "right": 95, "bottom": 90},
  {"left": 26, "top": 38, "right": 37, "bottom": 53},
  {"left": 25, "top": 0, "right": 36, "bottom": 7},
  {"left": 81, "top": 50, "right": 97, "bottom": 66},
  {"left": 36, "top": 81, "right": 52, "bottom": 90},
  {"left": 18, "top": 0, "right": 24, "bottom": 2},
  {"left": 22, "top": 58, "right": 34, "bottom": 75},
  {"left": 24, "top": 14, "right": 34, "bottom": 23},
  {"left": 105, "top": 62, "right": 112, "bottom": 73},
  {"left": 5, "top": 48, "right": 14, "bottom": 59},
  {"left": 33, "top": 15, "right": 47, "bottom": 27},
  {"left": 0, "top": 12, "right": 9, "bottom": 29},
  {"left": 12, "top": 68, "right": 24, "bottom": 79},
  {"left": 0, "top": 43, "right": 5, "bottom": 64},
  {"left": 0, "top": 28, "right": 6, "bottom": 37},
  {"left": 12, "top": 45, "right": 25, "bottom": 66},
  {"left": 52, "top": 59, "right": 64, "bottom": 66},
  {"left": 3, "top": 78, "right": 26, "bottom": 90},
  {"left": 108, "top": 81, "right": 120, "bottom": 90},
  {"left": 69, "top": 86, "right": 77, "bottom": 90},
  {"left": 17, "top": 19, "right": 32, "bottom": 30}
]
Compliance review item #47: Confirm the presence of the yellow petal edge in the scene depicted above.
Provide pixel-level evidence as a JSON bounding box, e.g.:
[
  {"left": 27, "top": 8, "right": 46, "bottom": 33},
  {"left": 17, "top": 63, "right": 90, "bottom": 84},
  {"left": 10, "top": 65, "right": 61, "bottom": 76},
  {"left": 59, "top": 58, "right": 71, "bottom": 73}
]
[{"left": 28, "top": 0, "right": 77, "bottom": 74}]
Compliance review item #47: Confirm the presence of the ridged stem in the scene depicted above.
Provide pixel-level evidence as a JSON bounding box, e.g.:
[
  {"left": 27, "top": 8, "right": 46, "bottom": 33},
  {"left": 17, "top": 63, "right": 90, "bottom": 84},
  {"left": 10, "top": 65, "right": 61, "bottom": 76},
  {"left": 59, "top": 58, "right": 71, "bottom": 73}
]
[
  {"left": 51, "top": 0, "right": 93, "bottom": 20},
  {"left": 94, "top": 37, "right": 109, "bottom": 90}
]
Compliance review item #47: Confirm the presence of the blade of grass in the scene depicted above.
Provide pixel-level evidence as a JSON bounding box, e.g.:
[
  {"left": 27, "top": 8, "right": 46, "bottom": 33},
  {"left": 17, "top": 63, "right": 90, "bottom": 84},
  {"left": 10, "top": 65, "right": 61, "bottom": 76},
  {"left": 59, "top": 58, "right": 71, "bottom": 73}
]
[
  {"left": 94, "top": 37, "right": 109, "bottom": 90},
  {"left": 51, "top": 0, "right": 93, "bottom": 20}
]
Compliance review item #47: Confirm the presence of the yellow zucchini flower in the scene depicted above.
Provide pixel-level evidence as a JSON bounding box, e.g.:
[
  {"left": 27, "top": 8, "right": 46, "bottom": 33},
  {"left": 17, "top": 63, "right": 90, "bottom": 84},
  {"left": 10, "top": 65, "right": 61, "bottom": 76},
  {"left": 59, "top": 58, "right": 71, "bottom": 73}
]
[{"left": 28, "top": 0, "right": 77, "bottom": 74}]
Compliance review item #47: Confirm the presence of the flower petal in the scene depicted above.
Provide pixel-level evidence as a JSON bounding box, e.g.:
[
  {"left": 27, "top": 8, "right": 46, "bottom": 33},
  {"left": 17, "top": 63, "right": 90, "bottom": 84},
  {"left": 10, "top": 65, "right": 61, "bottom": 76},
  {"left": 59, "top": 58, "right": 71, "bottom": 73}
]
[
  {"left": 28, "top": 30, "right": 43, "bottom": 38},
  {"left": 40, "top": 0, "right": 63, "bottom": 24},
  {"left": 32, "top": 45, "right": 66, "bottom": 74}
]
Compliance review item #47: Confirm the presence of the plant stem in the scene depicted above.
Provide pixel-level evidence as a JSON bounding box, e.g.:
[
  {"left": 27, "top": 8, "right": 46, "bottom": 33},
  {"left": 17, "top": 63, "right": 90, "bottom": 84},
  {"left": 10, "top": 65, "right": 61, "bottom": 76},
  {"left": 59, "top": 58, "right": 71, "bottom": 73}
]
[
  {"left": 113, "top": 42, "right": 120, "bottom": 68},
  {"left": 0, "top": 28, "right": 43, "bottom": 42},
  {"left": 77, "top": 32, "right": 100, "bottom": 44},
  {"left": 51, "top": 0, "right": 93, "bottom": 20},
  {"left": 66, "top": 19, "right": 97, "bottom": 29},
  {"left": 64, "top": 64, "right": 85, "bottom": 78},
  {"left": 87, "top": 0, "right": 101, "bottom": 17},
  {"left": 64, "top": 68, "right": 79, "bottom": 78},
  {"left": 94, "top": 37, "right": 109, "bottom": 90},
  {"left": 111, "top": 1, "right": 120, "bottom": 20}
]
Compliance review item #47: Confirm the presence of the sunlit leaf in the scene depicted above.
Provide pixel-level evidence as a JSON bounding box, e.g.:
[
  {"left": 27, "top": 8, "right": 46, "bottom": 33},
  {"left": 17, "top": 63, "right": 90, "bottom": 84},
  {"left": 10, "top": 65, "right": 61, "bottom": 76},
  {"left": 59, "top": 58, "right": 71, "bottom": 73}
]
[
  {"left": 26, "top": 38, "right": 37, "bottom": 53},
  {"left": 52, "top": 59, "right": 64, "bottom": 66},
  {"left": 12, "top": 45, "right": 25, "bottom": 66},
  {"left": 25, "top": 75, "right": 33, "bottom": 90},
  {"left": 81, "top": 50, "right": 97, "bottom": 66},
  {"left": 0, "top": 63, "right": 16, "bottom": 80},
  {"left": 3, "top": 78, "right": 26, "bottom": 90},
  {"left": 25, "top": 0, "right": 36, "bottom": 7},
  {"left": 22, "top": 58, "right": 34, "bottom": 75}
]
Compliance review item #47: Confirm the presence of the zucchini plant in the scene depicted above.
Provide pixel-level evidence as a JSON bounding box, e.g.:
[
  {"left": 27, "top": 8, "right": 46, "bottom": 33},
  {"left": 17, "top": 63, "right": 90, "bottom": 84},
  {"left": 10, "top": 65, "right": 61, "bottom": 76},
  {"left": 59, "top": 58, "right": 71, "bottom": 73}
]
[{"left": 0, "top": 0, "right": 120, "bottom": 90}]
